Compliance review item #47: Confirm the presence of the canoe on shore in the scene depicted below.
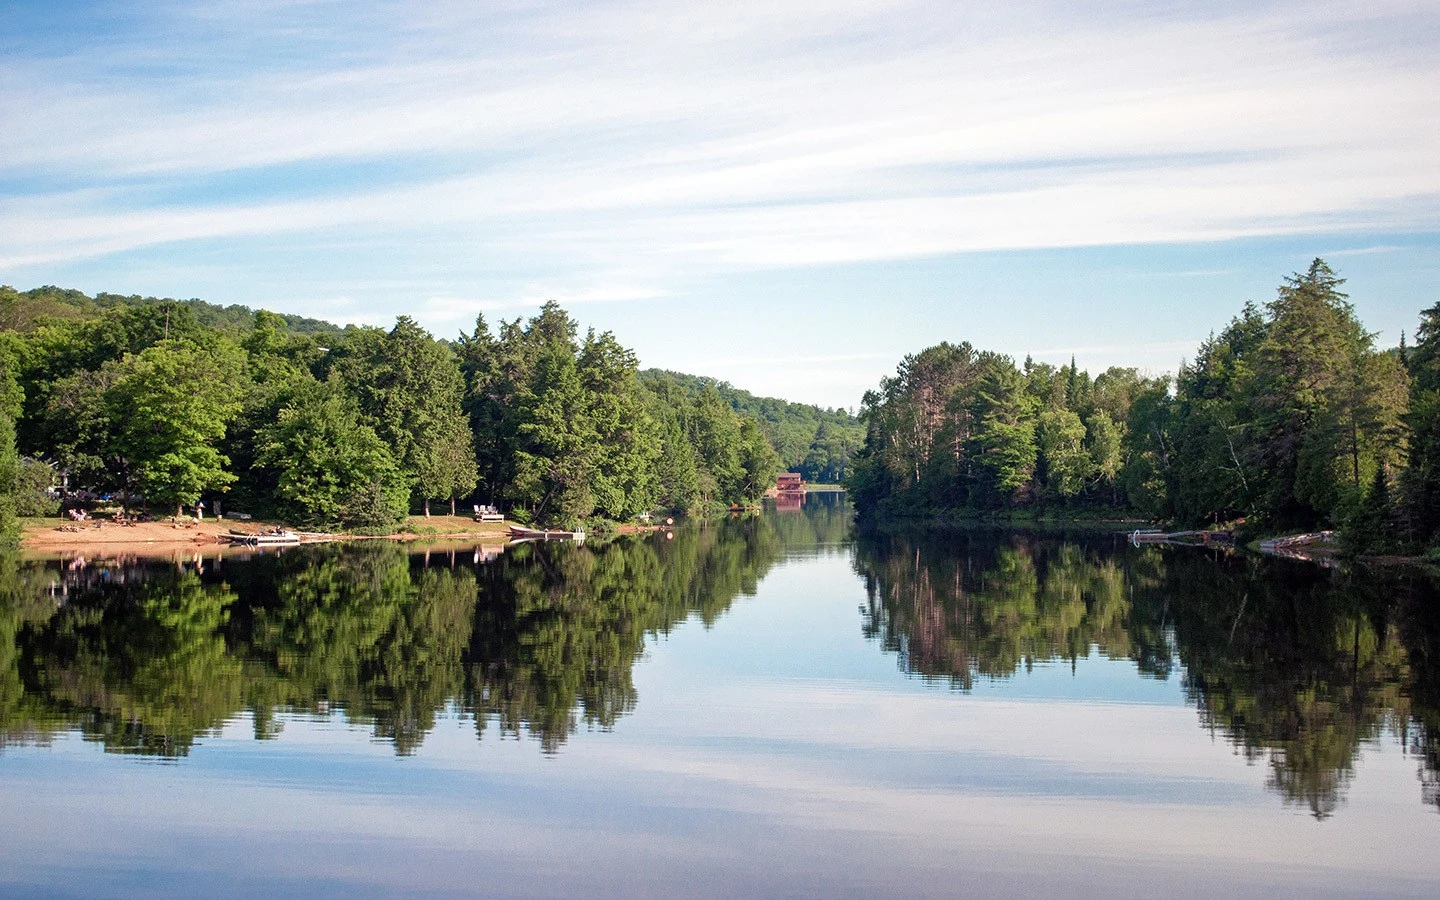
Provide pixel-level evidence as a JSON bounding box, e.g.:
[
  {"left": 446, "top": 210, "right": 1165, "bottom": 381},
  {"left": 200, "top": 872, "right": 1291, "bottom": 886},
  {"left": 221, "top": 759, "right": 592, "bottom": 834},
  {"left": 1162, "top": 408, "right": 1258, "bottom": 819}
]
[{"left": 508, "top": 525, "right": 585, "bottom": 542}]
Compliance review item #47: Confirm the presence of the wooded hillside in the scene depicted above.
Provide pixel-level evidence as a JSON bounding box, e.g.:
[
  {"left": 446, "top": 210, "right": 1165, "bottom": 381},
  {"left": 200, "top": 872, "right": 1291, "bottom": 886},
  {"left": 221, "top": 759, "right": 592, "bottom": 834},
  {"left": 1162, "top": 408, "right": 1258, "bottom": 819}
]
[{"left": 0, "top": 291, "right": 790, "bottom": 540}]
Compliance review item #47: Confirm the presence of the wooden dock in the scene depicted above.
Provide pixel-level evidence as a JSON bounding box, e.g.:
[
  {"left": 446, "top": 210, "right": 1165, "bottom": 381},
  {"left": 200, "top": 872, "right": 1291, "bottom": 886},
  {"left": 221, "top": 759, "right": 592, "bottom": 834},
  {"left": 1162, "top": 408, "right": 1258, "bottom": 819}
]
[{"left": 1130, "top": 529, "right": 1235, "bottom": 547}]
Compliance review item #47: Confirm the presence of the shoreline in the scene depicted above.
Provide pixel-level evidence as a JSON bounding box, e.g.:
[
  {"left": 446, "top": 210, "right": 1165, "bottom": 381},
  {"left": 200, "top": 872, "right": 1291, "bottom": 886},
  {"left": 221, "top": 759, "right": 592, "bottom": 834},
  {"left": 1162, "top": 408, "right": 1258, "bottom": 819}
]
[
  {"left": 18, "top": 514, "right": 668, "bottom": 560},
  {"left": 20, "top": 516, "right": 509, "bottom": 557}
]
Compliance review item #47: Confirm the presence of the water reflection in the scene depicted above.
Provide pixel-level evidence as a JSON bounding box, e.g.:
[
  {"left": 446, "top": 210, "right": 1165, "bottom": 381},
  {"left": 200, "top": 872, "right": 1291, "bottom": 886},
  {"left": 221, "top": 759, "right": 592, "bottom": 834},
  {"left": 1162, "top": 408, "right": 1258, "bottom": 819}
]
[
  {"left": 0, "top": 498, "right": 852, "bottom": 760},
  {"left": 5, "top": 495, "right": 1438, "bottom": 821},
  {"left": 853, "top": 528, "right": 1440, "bottom": 818}
]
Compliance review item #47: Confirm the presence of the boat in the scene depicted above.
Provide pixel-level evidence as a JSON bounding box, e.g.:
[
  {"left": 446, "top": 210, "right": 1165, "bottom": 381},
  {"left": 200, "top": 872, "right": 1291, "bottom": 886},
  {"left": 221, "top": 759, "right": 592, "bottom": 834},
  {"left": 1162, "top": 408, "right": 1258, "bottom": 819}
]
[
  {"left": 508, "top": 525, "right": 585, "bottom": 542},
  {"left": 226, "top": 529, "right": 301, "bottom": 546}
]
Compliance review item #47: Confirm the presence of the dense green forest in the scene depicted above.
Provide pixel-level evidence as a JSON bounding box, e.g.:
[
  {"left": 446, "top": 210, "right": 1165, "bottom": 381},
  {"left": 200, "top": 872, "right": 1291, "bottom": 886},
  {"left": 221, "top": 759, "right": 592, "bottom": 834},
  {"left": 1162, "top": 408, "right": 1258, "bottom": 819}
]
[
  {"left": 849, "top": 260, "right": 1439, "bottom": 555},
  {"left": 638, "top": 370, "right": 863, "bottom": 483},
  {"left": 1, "top": 284, "right": 341, "bottom": 336},
  {"left": 0, "top": 285, "right": 823, "bottom": 537}
]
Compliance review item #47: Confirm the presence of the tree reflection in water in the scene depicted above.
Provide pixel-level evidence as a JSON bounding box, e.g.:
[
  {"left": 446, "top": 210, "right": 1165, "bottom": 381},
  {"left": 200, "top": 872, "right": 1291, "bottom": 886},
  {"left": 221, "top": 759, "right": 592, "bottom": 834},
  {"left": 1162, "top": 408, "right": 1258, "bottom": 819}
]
[
  {"left": 853, "top": 528, "right": 1440, "bottom": 818},
  {"left": 3, "top": 498, "right": 1435, "bottom": 819},
  {"left": 0, "top": 502, "right": 839, "bottom": 757}
]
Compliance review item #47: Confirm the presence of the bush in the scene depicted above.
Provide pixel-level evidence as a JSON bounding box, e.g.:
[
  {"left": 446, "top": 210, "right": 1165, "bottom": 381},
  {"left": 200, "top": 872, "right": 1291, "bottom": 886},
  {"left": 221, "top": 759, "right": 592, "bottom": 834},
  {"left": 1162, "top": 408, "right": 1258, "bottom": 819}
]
[
  {"left": 338, "top": 477, "right": 408, "bottom": 530},
  {"left": 584, "top": 517, "right": 618, "bottom": 537},
  {"left": 14, "top": 458, "right": 59, "bottom": 517}
]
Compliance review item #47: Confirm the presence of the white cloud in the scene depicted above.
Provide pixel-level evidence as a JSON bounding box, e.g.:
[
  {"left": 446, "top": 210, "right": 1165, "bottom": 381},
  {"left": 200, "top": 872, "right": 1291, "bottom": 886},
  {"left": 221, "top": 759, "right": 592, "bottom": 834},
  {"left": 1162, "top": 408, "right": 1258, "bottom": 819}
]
[
  {"left": 1321, "top": 244, "right": 1409, "bottom": 256},
  {"left": 1, "top": 0, "right": 1437, "bottom": 384}
]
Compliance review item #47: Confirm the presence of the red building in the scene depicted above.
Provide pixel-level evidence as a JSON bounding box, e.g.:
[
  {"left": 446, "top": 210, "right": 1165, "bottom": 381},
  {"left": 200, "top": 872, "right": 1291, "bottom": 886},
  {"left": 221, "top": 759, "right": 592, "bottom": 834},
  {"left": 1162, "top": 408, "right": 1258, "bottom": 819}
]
[{"left": 775, "top": 473, "right": 805, "bottom": 493}]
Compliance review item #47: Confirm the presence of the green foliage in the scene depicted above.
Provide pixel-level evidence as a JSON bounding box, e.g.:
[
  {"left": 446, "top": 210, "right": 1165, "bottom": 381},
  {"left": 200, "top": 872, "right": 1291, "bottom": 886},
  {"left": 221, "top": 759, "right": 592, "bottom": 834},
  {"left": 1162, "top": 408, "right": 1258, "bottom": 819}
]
[
  {"left": 328, "top": 316, "right": 477, "bottom": 511},
  {"left": 647, "top": 402, "right": 703, "bottom": 513},
  {"left": 254, "top": 381, "right": 409, "bottom": 529},
  {"left": 1343, "top": 465, "right": 1401, "bottom": 557},
  {"left": 638, "top": 368, "right": 862, "bottom": 482},
  {"left": 852, "top": 259, "right": 1416, "bottom": 544},
  {"left": 0, "top": 509, "right": 819, "bottom": 756},
  {"left": 0, "top": 343, "right": 21, "bottom": 546},
  {"left": 1403, "top": 303, "right": 1440, "bottom": 551},
  {"left": 12, "top": 458, "right": 58, "bottom": 517},
  {"left": 3, "top": 282, "right": 803, "bottom": 530},
  {"left": 17, "top": 332, "right": 249, "bottom": 514},
  {"left": 1036, "top": 407, "right": 1091, "bottom": 500},
  {"left": 459, "top": 304, "right": 770, "bottom": 524},
  {"left": 106, "top": 341, "right": 247, "bottom": 513},
  {"left": 0, "top": 284, "right": 341, "bottom": 336},
  {"left": 1247, "top": 261, "right": 1400, "bottom": 526},
  {"left": 969, "top": 362, "right": 1038, "bottom": 505}
]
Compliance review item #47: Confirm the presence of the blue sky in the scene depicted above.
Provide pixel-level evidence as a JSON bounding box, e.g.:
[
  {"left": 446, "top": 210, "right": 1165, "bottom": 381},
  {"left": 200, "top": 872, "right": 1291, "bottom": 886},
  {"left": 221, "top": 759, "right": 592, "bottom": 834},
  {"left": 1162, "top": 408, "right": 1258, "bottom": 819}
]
[{"left": 2, "top": 0, "right": 1438, "bottom": 408}]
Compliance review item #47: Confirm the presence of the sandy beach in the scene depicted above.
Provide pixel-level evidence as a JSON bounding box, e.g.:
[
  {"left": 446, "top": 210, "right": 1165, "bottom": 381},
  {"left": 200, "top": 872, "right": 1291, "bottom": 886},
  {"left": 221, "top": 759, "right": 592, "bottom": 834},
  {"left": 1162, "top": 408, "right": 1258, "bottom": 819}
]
[{"left": 20, "top": 515, "right": 514, "bottom": 557}]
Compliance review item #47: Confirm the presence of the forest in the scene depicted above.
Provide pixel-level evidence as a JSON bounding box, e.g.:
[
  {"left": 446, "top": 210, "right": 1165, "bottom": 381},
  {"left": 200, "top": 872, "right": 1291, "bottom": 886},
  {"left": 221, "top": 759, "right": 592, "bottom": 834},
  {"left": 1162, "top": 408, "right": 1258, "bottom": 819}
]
[
  {"left": 637, "top": 369, "right": 862, "bottom": 483},
  {"left": 849, "top": 260, "right": 1440, "bottom": 555},
  {"left": 0, "top": 286, "right": 861, "bottom": 538}
]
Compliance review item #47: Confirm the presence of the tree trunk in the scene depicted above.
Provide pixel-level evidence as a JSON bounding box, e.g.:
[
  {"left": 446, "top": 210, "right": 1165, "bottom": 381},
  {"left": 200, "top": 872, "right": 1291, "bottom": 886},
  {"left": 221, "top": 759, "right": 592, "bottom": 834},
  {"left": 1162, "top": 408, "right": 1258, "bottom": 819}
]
[
  {"left": 450, "top": 497, "right": 456, "bottom": 517},
  {"left": 1351, "top": 418, "right": 1361, "bottom": 491},
  {"left": 424, "top": 499, "right": 431, "bottom": 518}
]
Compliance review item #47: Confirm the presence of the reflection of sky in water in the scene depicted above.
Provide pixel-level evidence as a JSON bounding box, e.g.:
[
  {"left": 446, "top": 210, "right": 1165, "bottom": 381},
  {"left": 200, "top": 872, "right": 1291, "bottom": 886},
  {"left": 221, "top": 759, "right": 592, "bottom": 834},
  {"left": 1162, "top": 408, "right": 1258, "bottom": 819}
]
[{"left": 3, "top": 546, "right": 1439, "bottom": 897}]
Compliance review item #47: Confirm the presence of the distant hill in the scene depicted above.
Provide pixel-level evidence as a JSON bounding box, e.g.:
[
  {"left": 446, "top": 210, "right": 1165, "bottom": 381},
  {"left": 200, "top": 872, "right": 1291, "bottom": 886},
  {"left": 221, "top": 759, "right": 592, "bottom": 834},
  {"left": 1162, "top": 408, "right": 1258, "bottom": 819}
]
[
  {"left": 639, "top": 368, "right": 861, "bottom": 483},
  {"left": 0, "top": 284, "right": 344, "bottom": 335}
]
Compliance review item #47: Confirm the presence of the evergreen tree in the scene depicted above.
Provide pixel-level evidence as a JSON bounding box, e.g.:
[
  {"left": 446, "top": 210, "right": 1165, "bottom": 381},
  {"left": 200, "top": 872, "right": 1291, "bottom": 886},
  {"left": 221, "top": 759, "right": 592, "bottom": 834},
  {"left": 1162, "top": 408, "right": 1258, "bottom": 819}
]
[
  {"left": 1404, "top": 302, "right": 1440, "bottom": 549},
  {"left": 330, "top": 317, "right": 477, "bottom": 514},
  {"left": 1169, "top": 304, "right": 1266, "bottom": 522},
  {"left": 579, "top": 330, "right": 660, "bottom": 518},
  {"left": 1249, "top": 260, "right": 1375, "bottom": 526},
  {"left": 967, "top": 362, "right": 1037, "bottom": 506},
  {"left": 511, "top": 324, "right": 596, "bottom": 523}
]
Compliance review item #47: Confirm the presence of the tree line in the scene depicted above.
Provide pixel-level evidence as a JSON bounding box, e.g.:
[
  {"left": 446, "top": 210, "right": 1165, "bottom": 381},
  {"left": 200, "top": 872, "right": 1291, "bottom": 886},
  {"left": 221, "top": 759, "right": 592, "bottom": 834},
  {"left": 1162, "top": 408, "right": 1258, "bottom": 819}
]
[
  {"left": 0, "top": 288, "right": 808, "bottom": 536},
  {"left": 638, "top": 369, "right": 863, "bottom": 483},
  {"left": 849, "top": 260, "right": 1438, "bottom": 554}
]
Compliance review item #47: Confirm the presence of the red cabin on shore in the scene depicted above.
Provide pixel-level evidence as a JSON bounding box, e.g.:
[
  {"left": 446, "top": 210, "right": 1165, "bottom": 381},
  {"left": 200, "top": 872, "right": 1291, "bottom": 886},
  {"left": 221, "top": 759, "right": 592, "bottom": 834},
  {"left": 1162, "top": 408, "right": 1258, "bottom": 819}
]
[{"left": 775, "top": 473, "right": 805, "bottom": 493}]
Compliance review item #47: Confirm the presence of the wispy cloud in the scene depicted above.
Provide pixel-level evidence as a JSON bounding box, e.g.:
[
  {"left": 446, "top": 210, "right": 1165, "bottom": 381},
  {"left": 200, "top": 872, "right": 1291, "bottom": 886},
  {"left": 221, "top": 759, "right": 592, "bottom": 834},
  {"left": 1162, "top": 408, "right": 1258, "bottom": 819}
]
[
  {"left": 3, "top": 1, "right": 1438, "bottom": 275},
  {"left": 1321, "top": 244, "right": 1408, "bottom": 256},
  {"left": 0, "top": 0, "right": 1437, "bottom": 406}
]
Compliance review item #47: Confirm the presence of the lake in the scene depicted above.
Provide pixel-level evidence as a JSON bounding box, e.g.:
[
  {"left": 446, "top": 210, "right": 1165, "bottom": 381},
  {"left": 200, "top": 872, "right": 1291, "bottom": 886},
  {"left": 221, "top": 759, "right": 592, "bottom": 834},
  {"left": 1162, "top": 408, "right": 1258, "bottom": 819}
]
[{"left": 2, "top": 493, "right": 1438, "bottom": 898}]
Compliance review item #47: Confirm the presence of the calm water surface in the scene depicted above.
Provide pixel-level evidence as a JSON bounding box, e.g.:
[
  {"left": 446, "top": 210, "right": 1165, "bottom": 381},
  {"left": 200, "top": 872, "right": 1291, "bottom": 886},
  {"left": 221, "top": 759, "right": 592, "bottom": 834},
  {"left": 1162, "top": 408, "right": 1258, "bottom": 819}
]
[{"left": 2, "top": 494, "right": 1439, "bottom": 897}]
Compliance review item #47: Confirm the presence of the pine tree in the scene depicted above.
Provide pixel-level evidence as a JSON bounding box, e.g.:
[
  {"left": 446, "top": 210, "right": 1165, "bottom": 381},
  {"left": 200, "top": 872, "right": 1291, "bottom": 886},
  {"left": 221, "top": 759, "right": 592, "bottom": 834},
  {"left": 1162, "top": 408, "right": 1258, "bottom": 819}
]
[{"left": 1403, "top": 302, "right": 1440, "bottom": 549}]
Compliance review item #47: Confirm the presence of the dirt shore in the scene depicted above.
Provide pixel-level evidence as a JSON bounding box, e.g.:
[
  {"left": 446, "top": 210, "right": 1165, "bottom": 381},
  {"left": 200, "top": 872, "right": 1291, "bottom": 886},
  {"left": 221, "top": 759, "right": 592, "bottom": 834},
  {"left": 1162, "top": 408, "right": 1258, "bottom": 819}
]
[
  {"left": 25, "top": 518, "right": 253, "bottom": 551},
  {"left": 20, "top": 515, "right": 512, "bottom": 558}
]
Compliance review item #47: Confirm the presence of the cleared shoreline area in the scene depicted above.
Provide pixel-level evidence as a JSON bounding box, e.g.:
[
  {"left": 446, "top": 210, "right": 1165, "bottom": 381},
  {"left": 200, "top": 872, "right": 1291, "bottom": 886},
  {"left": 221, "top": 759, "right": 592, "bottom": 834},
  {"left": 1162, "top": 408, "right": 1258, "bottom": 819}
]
[{"left": 19, "top": 514, "right": 667, "bottom": 559}]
